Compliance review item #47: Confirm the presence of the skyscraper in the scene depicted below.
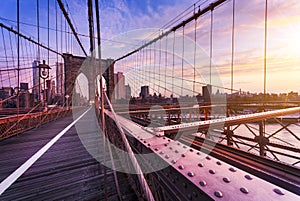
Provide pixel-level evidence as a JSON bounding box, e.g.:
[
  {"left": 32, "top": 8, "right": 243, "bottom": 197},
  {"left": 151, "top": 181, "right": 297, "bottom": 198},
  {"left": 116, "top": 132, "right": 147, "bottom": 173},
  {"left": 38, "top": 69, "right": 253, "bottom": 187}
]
[
  {"left": 140, "top": 86, "right": 149, "bottom": 98},
  {"left": 56, "top": 62, "right": 64, "bottom": 95},
  {"left": 114, "top": 72, "right": 126, "bottom": 100},
  {"left": 32, "top": 60, "right": 40, "bottom": 101}
]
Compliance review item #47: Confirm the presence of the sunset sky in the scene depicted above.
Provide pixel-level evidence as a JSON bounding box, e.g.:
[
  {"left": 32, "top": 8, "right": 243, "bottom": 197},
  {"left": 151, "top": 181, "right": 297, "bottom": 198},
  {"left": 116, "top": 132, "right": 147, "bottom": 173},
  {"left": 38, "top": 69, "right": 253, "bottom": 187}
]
[{"left": 0, "top": 0, "right": 300, "bottom": 97}]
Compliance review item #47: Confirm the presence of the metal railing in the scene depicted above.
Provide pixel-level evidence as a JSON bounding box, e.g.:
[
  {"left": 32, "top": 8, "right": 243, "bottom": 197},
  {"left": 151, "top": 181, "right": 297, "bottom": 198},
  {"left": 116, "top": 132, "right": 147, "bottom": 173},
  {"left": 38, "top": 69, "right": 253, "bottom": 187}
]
[{"left": 0, "top": 106, "right": 71, "bottom": 141}]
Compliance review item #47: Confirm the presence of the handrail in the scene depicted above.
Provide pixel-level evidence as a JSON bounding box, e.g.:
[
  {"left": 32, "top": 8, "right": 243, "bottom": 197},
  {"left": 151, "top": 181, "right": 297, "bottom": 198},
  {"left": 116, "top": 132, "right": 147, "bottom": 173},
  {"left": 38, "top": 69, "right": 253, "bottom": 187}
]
[{"left": 102, "top": 93, "right": 155, "bottom": 201}]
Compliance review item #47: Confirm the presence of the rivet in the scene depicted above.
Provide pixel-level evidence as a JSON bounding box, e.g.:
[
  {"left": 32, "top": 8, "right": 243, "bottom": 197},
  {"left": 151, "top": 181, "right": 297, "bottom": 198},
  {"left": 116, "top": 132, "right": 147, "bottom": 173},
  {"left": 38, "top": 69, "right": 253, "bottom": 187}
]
[
  {"left": 169, "top": 147, "right": 173, "bottom": 150},
  {"left": 198, "top": 162, "right": 204, "bottom": 167},
  {"left": 209, "top": 169, "right": 216, "bottom": 174},
  {"left": 140, "top": 138, "right": 143, "bottom": 140},
  {"left": 229, "top": 167, "right": 237, "bottom": 172},
  {"left": 163, "top": 137, "right": 166, "bottom": 139},
  {"left": 181, "top": 154, "right": 186, "bottom": 157},
  {"left": 223, "top": 177, "right": 231, "bottom": 183},
  {"left": 199, "top": 180, "right": 206, "bottom": 186},
  {"left": 273, "top": 188, "right": 285, "bottom": 195},
  {"left": 245, "top": 175, "right": 253, "bottom": 180},
  {"left": 187, "top": 194, "right": 192, "bottom": 200},
  {"left": 206, "top": 156, "right": 211, "bottom": 160},
  {"left": 178, "top": 165, "right": 184, "bottom": 170},
  {"left": 175, "top": 150, "right": 179, "bottom": 153},
  {"left": 196, "top": 152, "right": 201, "bottom": 155},
  {"left": 154, "top": 148, "right": 158, "bottom": 151},
  {"left": 159, "top": 151, "right": 164, "bottom": 155},
  {"left": 168, "top": 139, "right": 171, "bottom": 142},
  {"left": 171, "top": 159, "right": 177, "bottom": 164},
  {"left": 187, "top": 172, "right": 195, "bottom": 177},
  {"left": 147, "top": 143, "right": 151, "bottom": 146},
  {"left": 177, "top": 142, "right": 181, "bottom": 145},
  {"left": 240, "top": 187, "right": 249, "bottom": 194},
  {"left": 214, "top": 191, "right": 223, "bottom": 198},
  {"left": 190, "top": 149, "right": 194, "bottom": 152},
  {"left": 164, "top": 143, "right": 168, "bottom": 146},
  {"left": 216, "top": 161, "right": 222, "bottom": 165},
  {"left": 165, "top": 155, "right": 170, "bottom": 159},
  {"left": 183, "top": 145, "right": 187, "bottom": 148}
]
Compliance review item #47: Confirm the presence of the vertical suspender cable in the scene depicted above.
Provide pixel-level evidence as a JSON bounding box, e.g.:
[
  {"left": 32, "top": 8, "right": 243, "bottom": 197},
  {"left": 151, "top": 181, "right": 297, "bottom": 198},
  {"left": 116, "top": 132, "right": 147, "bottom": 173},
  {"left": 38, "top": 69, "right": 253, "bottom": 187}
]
[
  {"left": 47, "top": 0, "right": 50, "bottom": 70},
  {"left": 9, "top": 32, "right": 15, "bottom": 88},
  {"left": 209, "top": 5, "right": 214, "bottom": 86},
  {"left": 193, "top": 5, "right": 198, "bottom": 95},
  {"left": 55, "top": 1, "right": 60, "bottom": 94},
  {"left": 94, "top": 0, "right": 112, "bottom": 200},
  {"left": 264, "top": 0, "right": 268, "bottom": 99},
  {"left": 17, "top": 0, "right": 20, "bottom": 117},
  {"left": 153, "top": 42, "right": 156, "bottom": 93},
  {"left": 164, "top": 36, "right": 167, "bottom": 96},
  {"left": 149, "top": 44, "right": 152, "bottom": 91},
  {"left": 181, "top": 26, "right": 185, "bottom": 96},
  {"left": 263, "top": 0, "right": 268, "bottom": 144},
  {"left": 37, "top": 0, "right": 40, "bottom": 61},
  {"left": 88, "top": 0, "right": 94, "bottom": 55},
  {"left": 2, "top": 28, "right": 10, "bottom": 86},
  {"left": 60, "top": 11, "right": 63, "bottom": 62},
  {"left": 158, "top": 33, "right": 161, "bottom": 94},
  {"left": 231, "top": 0, "right": 235, "bottom": 94},
  {"left": 65, "top": 19, "right": 67, "bottom": 53},
  {"left": 172, "top": 31, "right": 175, "bottom": 95},
  {"left": 37, "top": 0, "right": 41, "bottom": 101}
]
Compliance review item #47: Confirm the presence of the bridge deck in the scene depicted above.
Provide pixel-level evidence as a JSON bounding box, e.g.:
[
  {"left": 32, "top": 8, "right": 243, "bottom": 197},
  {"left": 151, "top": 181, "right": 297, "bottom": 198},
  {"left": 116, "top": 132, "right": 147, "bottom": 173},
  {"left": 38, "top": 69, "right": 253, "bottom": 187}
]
[{"left": 0, "top": 108, "right": 136, "bottom": 200}]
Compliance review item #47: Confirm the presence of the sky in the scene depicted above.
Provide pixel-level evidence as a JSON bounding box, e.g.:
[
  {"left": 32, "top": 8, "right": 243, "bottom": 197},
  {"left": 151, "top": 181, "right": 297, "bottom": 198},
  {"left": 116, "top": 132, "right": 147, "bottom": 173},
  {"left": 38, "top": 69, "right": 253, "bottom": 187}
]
[{"left": 0, "top": 0, "right": 300, "bottom": 97}]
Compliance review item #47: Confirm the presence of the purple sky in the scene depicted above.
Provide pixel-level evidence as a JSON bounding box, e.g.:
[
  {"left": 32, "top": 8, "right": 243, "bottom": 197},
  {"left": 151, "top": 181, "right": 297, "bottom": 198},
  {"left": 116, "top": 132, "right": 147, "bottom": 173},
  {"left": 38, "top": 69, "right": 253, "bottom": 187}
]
[{"left": 0, "top": 0, "right": 300, "bottom": 96}]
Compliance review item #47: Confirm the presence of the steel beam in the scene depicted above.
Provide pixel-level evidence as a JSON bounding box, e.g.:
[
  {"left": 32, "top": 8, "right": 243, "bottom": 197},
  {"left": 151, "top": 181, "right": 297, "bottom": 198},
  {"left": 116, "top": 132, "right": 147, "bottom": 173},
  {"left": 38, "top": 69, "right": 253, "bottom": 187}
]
[
  {"left": 156, "top": 107, "right": 300, "bottom": 135},
  {"left": 104, "top": 110, "right": 299, "bottom": 200}
]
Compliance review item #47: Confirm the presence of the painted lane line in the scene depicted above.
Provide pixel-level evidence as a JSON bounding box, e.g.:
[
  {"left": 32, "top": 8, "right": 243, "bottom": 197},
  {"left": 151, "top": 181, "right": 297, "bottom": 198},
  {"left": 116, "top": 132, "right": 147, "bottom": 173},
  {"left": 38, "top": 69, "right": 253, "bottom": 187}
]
[{"left": 0, "top": 106, "right": 91, "bottom": 195}]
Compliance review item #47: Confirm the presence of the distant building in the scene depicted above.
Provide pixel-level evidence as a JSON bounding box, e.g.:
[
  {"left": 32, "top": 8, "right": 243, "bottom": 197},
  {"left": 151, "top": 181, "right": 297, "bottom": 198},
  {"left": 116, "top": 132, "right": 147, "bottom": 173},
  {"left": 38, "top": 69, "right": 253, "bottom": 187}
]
[
  {"left": 125, "top": 85, "right": 131, "bottom": 99},
  {"left": 1, "top": 87, "right": 13, "bottom": 97},
  {"left": 32, "top": 60, "right": 40, "bottom": 101},
  {"left": 140, "top": 86, "right": 149, "bottom": 99},
  {"left": 20, "top": 83, "right": 28, "bottom": 91},
  {"left": 202, "top": 84, "right": 212, "bottom": 103},
  {"left": 0, "top": 88, "right": 9, "bottom": 100},
  {"left": 45, "top": 80, "right": 56, "bottom": 104},
  {"left": 114, "top": 72, "right": 125, "bottom": 100},
  {"left": 56, "top": 62, "right": 64, "bottom": 95}
]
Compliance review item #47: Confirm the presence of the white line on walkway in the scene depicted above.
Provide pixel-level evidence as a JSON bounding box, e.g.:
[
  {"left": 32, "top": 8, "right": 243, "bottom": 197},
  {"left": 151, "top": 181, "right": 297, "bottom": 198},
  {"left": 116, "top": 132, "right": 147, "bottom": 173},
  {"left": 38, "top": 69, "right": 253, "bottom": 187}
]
[{"left": 0, "top": 106, "right": 91, "bottom": 195}]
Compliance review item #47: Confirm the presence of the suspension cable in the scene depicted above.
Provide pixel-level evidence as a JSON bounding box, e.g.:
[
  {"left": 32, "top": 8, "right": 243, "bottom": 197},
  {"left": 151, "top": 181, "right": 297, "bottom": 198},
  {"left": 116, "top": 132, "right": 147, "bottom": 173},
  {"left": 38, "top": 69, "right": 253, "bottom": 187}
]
[
  {"left": 104, "top": 92, "right": 155, "bottom": 201},
  {"left": 231, "top": 0, "right": 235, "bottom": 94},
  {"left": 181, "top": 26, "right": 185, "bottom": 96},
  {"left": 209, "top": 5, "right": 214, "bottom": 85}
]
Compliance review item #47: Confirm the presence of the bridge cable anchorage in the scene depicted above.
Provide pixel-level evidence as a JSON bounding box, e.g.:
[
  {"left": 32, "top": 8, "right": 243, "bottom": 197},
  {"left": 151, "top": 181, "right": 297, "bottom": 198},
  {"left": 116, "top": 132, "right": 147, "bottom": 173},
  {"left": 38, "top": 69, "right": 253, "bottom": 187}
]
[
  {"left": 56, "top": 0, "right": 87, "bottom": 56},
  {"left": 104, "top": 93, "right": 155, "bottom": 201}
]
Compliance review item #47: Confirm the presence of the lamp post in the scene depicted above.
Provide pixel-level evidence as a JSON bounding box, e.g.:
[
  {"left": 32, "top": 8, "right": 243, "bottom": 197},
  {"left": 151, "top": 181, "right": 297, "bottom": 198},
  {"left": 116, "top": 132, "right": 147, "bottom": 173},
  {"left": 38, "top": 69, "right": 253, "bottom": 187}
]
[{"left": 38, "top": 60, "right": 51, "bottom": 112}]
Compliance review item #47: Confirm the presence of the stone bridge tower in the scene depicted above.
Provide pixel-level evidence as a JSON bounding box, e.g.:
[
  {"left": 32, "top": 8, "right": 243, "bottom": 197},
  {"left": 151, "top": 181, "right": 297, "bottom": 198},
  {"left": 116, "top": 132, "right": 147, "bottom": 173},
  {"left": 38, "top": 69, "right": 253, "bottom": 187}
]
[{"left": 63, "top": 53, "right": 114, "bottom": 105}]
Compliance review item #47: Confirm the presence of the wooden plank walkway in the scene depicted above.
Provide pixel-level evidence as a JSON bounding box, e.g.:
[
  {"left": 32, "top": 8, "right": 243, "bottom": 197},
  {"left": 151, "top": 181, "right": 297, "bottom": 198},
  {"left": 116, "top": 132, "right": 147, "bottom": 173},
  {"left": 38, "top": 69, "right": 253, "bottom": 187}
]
[{"left": 0, "top": 107, "right": 137, "bottom": 200}]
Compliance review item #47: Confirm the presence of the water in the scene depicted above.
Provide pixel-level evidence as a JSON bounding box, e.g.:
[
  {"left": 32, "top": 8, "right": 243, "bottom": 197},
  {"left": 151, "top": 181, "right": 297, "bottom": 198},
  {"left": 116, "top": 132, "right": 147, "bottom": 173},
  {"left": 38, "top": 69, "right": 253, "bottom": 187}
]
[{"left": 219, "top": 123, "right": 300, "bottom": 167}]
